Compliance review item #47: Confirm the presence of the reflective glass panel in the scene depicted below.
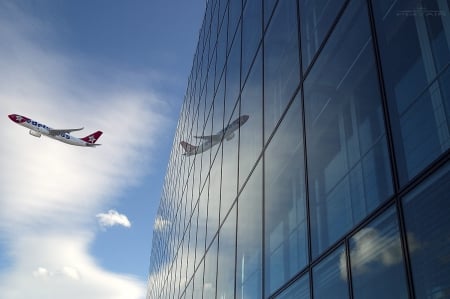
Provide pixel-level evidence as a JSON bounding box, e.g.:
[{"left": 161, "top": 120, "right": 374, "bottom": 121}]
[
  {"left": 216, "top": 205, "right": 237, "bottom": 299},
  {"left": 264, "top": 95, "right": 308, "bottom": 295},
  {"left": 196, "top": 189, "right": 208, "bottom": 267},
  {"left": 207, "top": 146, "right": 222, "bottom": 246},
  {"left": 240, "top": 48, "right": 263, "bottom": 188},
  {"left": 225, "top": 25, "right": 241, "bottom": 123},
  {"left": 221, "top": 107, "right": 239, "bottom": 221},
  {"left": 193, "top": 261, "right": 204, "bottom": 298},
  {"left": 275, "top": 274, "right": 310, "bottom": 299},
  {"left": 372, "top": 0, "right": 450, "bottom": 185},
  {"left": 217, "top": 5, "right": 228, "bottom": 88},
  {"left": 299, "top": 0, "right": 346, "bottom": 71},
  {"left": 236, "top": 162, "right": 262, "bottom": 299},
  {"left": 304, "top": 0, "right": 393, "bottom": 257},
  {"left": 264, "top": 0, "right": 300, "bottom": 142},
  {"left": 312, "top": 245, "right": 349, "bottom": 299},
  {"left": 264, "top": 0, "right": 278, "bottom": 26},
  {"left": 403, "top": 161, "right": 450, "bottom": 299},
  {"left": 228, "top": 0, "right": 242, "bottom": 52},
  {"left": 350, "top": 206, "right": 409, "bottom": 299},
  {"left": 203, "top": 237, "right": 218, "bottom": 299},
  {"left": 242, "top": 0, "right": 262, "bottom": 80}
]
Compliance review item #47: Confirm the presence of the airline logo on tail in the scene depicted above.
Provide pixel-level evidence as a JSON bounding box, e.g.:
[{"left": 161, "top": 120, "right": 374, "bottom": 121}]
[{"left": 8, "top": 114, "right": 103, "bottom": 147}]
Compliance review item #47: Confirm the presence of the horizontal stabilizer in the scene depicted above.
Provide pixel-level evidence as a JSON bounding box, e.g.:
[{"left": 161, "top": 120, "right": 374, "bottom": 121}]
[{"left": 180, "top": 141, "right": 197, "bottom": 154}]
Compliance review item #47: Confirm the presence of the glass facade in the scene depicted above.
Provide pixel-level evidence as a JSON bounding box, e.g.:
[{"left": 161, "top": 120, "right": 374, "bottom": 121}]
[{"left": 147, "top": 0, "right": 450, "bottom": 298}]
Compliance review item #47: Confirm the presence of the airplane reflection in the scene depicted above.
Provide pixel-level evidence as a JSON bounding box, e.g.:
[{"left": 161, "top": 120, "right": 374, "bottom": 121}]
[{"left": 180, "top": 115, "right": 249, "bottom": 156}]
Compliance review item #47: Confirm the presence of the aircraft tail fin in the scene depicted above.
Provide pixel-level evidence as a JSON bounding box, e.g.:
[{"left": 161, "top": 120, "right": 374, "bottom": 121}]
[
  {"left": 180, "top": 141, "right": 197, "bottom": 155},
  {"left": 81, "top": 131, "right": 103, "bottom": 145}
]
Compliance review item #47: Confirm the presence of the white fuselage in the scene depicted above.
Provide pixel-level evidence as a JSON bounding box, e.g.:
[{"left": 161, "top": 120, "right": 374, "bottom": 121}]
[
  {"left": 20, "top": 119, "right": 88, "bottom": 146},
  {"left": 8, "top": 114, "right": 101, "bottom": 147}
]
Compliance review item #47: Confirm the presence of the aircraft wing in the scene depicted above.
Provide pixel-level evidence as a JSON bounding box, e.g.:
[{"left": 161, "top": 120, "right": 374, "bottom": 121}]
[
  {"left": 48, "top": 127, "right": 84, "bottom": 136},
  {"left": 194, "top": 134, "right": 221, "bottom": 142}
]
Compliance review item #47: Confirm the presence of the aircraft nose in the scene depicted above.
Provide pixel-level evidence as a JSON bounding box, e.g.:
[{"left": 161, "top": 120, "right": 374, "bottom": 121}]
[
  {"left": 8, "top": 114, "right": 26, "bottom": 123},
  {"left": 241, "top": 115, "right": 249, "bottom": 123}
]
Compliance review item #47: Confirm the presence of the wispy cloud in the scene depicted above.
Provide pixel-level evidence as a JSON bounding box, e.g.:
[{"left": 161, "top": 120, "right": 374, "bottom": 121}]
[
  {"left": 0, "top": 3, "right": 169, "bottom": 298},
  {"left": 97, "top": 210, "right": 131, "bottom": 229}
]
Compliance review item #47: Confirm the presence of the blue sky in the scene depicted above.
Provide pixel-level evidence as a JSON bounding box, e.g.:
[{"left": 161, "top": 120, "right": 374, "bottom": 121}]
[{"left": 0, "top": 1, "right": 204, "bottom": 298}]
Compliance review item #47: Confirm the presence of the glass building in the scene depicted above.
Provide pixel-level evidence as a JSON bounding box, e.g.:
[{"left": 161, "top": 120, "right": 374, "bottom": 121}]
[{"left": 147, "top": 0, "right": 450, "bottom": 298}]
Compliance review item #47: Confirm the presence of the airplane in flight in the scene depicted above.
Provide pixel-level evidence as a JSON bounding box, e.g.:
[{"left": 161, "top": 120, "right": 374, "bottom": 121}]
[
  {"left": 180, "top": 114, "right": 249, "bottom": 156},
  {"left": 8, "top": 114, "right": 103, "bottom": 147}
]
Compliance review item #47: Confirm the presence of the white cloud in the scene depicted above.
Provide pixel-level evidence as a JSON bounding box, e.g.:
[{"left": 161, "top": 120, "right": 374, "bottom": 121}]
[
  {"left": 97, "top": 210, "right": 131, "bottom": 228},
  {"left": 0, "top": 3, "right": 170, "bottom": 298}
]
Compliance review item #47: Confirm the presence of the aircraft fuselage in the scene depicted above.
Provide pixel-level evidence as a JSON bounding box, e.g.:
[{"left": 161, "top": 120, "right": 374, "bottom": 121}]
[{"left": 8, "top": 114, "right": 102, "bottom": 147}]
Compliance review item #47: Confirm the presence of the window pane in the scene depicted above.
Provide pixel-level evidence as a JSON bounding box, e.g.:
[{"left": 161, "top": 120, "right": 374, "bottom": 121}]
[
  {"left": 313, "top": 245, "right": 349, "bottom": 299},
  {"left": 403, "top": 161, "right": 450, "bottom": 299},
  {"left": 350, "top": 206, "right": 409, "bottom": 299},
  {"left": 216, "top": 205, "right": 237, "bottom": 299},
  {"left": 221, "top": 108, "right": 239, "bottom": 221},
  {"left": 236, "top": 162, "right": 262, "bottom": 299},
  {"left": 193, "top": 261, "right": 204, "bottom": 299},
  {"left": 242, "top": 0, "right": 262, "bottom": 80},
  {"left": 240, "top": 48, "right": 263, "bottom": 188},
  {"left": 264, "top": 0, "right": 277, "bottom": 26},
  {"left": 304, "top": 0, "right": 393, "bottom": 257},
  {"left": 299, "top": 0, "right": 346, "bottom": 71},
  {"left": 203, "top": 237, "right": 218, "bottom": 299},
  {"left": 225, "top": 26, "right": 241, "bottom": 123},
  {"left": 372, "top": 0, "right": 450, "bottom": 184},
  {"left": 207, "top": 147, "right": 222, "bottom": 246},
  {"left": 264, "top": 0, "right": 300, "bottom": 142},
  {"left": 275, "top": 274, "right": 310, "bottom": 299},
  {"left": 264, "top": 95, "right": 308, "bottom": 295},
  {"left": 228, "top": 0, "right": 242, "bottom": 52},
  {"left": 217, "top": 3, "right": 228, "bottom": 83}
]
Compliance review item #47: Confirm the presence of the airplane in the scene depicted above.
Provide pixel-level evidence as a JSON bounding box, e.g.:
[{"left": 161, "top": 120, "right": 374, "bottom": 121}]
[
  {"left": 8, "top": 114, "right": 103, "bottom": 147},
  {"left": 180, "top": 115, "right": 249, "bottom": 156}
]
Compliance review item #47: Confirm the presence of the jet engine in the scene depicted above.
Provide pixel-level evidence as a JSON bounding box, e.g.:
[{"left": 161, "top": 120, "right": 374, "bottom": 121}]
[
  {"left": 29, "top": 130, "right": 41, "bottom": 138},
  {"left": 226, "top": 132, "right": 235, "bottom": 141}
]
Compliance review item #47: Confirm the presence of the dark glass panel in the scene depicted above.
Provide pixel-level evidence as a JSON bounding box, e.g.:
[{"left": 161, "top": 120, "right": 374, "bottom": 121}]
[
  {"left": 350, "top": 206, "right": 409, "bottom": 299},
  {"left": 225, "top": 25, "right": 241, "bottom": 124},
  {"left": 403, "top": 161, "right": 450, "bottom": 299},
  {"left": 264, "top": 0, "right": 300, "bottom": 142},
  {"left": 264, "top": 0, "right": 277, "bottom": 26},
  {"left": 264, "top": 95, "right": 308, "bottom": 295},
  {"left": 228, "top": 0, "right": 242, "bottom": 52},
  {"left": 216, "top": 2, "right": 228, "bottom": 87},
  {"left": 372, "top": 0, "right": 450, "bottom": 184},
  {"left": 275, "top": 274, "right": 310, "bottom": 299},
  {"left": 299, "top": 0, "right": 346, "bottom": 71},
  {"left": 312, "top": 245, "right": 349, "bottom": 299},
  {"left": 304, "top": 0, "right": 393, "bottom": 257},
  {"left": 242, "top": 0, "right": 262, "bottom": 80},
  {"left": 236, "top": 162, "right": 262, "bottom": 299}
]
